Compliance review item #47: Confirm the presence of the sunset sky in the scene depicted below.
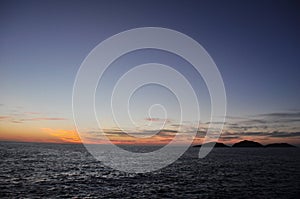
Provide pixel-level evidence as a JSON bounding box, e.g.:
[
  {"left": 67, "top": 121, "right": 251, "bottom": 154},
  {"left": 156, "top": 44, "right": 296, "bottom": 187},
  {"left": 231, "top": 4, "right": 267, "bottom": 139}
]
[{"left": 0, "top": 0, "right": 300, "bottom": 145}]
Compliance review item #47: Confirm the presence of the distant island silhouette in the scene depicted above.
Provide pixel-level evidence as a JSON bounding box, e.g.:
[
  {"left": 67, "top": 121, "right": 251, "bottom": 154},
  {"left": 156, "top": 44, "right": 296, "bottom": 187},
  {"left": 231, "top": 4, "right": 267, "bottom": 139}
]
[
  {"left": 193, "top": 142, "right": 229, "bottom": 148},
  {"left": 193, "top": 140, "right": 296, "bottom": 148},
  {"left": 265, "top": 143, "right": 296, "bottom": 148},
  {"left": 232, "top": 140, "right": 263, "bottom": 147}
]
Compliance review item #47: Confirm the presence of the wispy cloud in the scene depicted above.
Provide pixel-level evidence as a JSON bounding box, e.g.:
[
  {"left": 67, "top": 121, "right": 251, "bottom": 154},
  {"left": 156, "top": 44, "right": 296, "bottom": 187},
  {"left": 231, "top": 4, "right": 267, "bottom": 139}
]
[
  {"left": 2, "top": 107, "right": 300, "bottom": 144},
  {"left": 23, "top": 112, "right": 41, "bottom": 115},
  {"left": 223, "top": 110, "right": 300, "bottom": 134},
  {"left": 145, "top": 117, "right": 171, "bottom": 123},
  {"left": 0, "top": 116, "right": 11, "bottom": 120},
  {"left": 269, "top": 131, "right": 300, "bottom": 138},
  {"left": 21, "top": 117, "right": 67, "bottom": 122},
  {"left": 79, "top": 128, "right": 179, "bottom": 145},
  {"left": 258, "top": 112, "right": 300, "bottom": 118},
  {"left": 0, "top": 112, "right": 68, "bottom": 123},
  {"left": 68, "top": 110, "right": 300, "bottom": 144},
  {"left": 220, "top": 131, "right": 300, "bottom": 140},
  {"left": 42, "top": 128, "right": 81, "bottom": 143}
]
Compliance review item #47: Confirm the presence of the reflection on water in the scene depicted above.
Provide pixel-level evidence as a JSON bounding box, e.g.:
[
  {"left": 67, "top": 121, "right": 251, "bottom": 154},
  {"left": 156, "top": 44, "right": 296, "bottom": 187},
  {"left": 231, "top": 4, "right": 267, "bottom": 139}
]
[{"left": 0, "top": 142, "right": 299, "bottom": 198}]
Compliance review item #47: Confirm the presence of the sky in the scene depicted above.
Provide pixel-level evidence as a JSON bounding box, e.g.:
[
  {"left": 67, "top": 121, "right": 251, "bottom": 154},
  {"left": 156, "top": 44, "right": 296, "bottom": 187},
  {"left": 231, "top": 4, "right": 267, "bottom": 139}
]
[{"left": 0, "top": 0, "right": 300, "bottom": 145}]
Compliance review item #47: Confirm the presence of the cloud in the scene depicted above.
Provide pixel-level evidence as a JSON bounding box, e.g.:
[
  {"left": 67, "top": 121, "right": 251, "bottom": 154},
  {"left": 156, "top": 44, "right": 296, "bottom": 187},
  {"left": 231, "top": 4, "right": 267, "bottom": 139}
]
[
  {"left": 0, "top": 107, "right": 68, "bottom": 124},
  {"left": 78, "top": 128, "right": 180, "bottom": 145},
  {"left": 242, "top": 119, "right": 268, "bottom": 124},
  {"left": 36, "top": 109, "right": 300, "bottom": 144},
  {"left": 157, "top": 129, "right": 177, "bottom": 137},
  {"left": 222, "top": 110, "right": 300, "bottom": 134},
  {"left": 220, "top": 131, "right": 300, "bottom": 141},
  {"left": 0, "top": 116, "right": 11, "bottom": 120},
  {"left": 11, "top": 120, "right": 23, "bottom": 123},
  {"left": 197, "top": 130, "right": 207, "bottom": 137},
  {"left": 145, "top": 117, "right": 171, "bottom": 123},
  {"left": 103, "top": 128, "right": 177, "bottom": 138},
  {"left": 39, "top": 125, "right": 300, "bottom": 144},
  {"left": 2, "top": 107, "right": 300, "bottom": 144},
  {"left": 268, "top": 131, "right": 300, "bottom": 138},
  {"left": 223, "top": 131, "right": 268, "bottom": 137},
  {"left": 259, "top": 112, "right": 300, "bottom": 118},
  {"left": 218, "top": 136, "right": 240, "bottom": 141},
  {"left": 42, "top": 128, "right": 81, "bottom": 143},
  {"left": 241, "top": 132, "right": 267, "bottom": 136},
  {"left": 254, "top": 111, "right": 300, "bottom": 124},
  {"left": 24, "top": 112, "right": 41, "bottom": 115},
  {"left": 145, "top": 117, "right": 162, "bottom": 122},
  {"left": 225, "top": 115, "right": 246, "bottom": 120},
  {"left": 21, "top": 117, "right": 67, "bottom": 121},
  {"left": 0, "top": 114, "right": 68, "bottom": 123}
]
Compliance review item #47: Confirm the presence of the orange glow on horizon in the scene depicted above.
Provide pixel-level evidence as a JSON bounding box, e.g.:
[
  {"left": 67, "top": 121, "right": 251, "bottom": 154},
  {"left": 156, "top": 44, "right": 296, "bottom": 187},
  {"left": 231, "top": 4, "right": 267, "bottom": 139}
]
[
  {"left": 0, "top": 125, "right": 299, "bottom": 146},
  {"left": 41, "top": 128, "right": 82, "bottom": 143}
]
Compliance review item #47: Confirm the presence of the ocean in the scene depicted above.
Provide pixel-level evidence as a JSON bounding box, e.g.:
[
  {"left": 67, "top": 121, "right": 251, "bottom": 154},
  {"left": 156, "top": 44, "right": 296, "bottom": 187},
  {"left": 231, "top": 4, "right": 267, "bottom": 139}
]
[{"left": 0, "top": 141, "right": 299, "bottom": 198}]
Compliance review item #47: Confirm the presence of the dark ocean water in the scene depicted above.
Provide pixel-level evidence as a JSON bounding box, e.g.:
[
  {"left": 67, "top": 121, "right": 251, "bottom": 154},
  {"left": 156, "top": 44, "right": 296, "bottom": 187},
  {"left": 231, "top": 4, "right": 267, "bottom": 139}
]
[{"left": 0, "top": 141, "right": 299, "bottom": 198}]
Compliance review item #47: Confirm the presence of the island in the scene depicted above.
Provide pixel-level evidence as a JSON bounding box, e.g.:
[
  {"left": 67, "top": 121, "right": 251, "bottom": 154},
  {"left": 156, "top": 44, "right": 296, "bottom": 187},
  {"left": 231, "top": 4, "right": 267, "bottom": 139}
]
[
  {"left": 232, "top": 140, "right": 263, "bottom": 147},
  {"left": 193, "top": 142, "right": 230, "bottom": 148},
  {"left": 265, "top": 143, "right": 296, "bottom": 148},
  {"left": 192, "top": 140, "right": 296, "bottom": 148}
]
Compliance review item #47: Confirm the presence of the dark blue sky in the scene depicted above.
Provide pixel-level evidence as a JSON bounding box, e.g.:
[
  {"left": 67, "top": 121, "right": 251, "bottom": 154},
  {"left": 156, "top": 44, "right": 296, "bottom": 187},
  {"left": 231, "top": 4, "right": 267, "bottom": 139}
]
[{"left": 0, "top": 0, "right": 300, "bottom": 143}]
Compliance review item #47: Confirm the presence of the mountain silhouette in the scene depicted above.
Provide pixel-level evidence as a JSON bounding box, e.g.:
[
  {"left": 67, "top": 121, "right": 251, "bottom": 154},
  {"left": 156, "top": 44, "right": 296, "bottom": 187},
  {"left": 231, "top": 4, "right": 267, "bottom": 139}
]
[
  {"left": 265, "top": 143, "right": 296, "bottom": 148},
  {"left": 232, "top": 140, "right": 263, "bottom": 147},
  {"left": 193, "top": 142, "right": 229, "bottom": 148},
  {"left": 192, "top": 140, "right": 296, "bottom": 148}
]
